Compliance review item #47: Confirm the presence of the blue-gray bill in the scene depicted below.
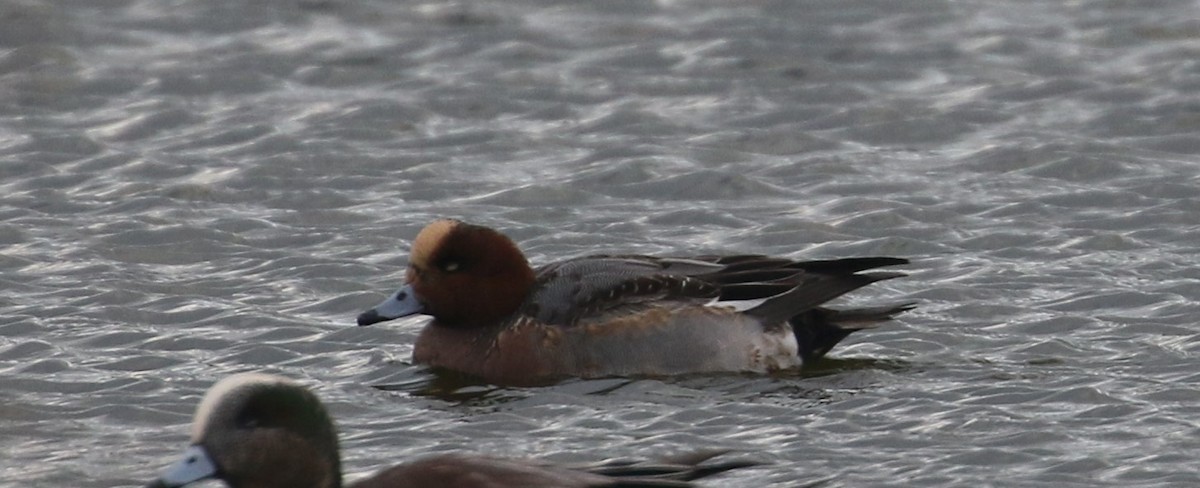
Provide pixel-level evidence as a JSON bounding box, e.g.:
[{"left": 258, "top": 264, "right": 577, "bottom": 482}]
[
  {"left": 146, "top": 445, "right": 217, "bottom": 488},
  {"left": 357, "top": 284, "right": 424, "bottom": 326}
]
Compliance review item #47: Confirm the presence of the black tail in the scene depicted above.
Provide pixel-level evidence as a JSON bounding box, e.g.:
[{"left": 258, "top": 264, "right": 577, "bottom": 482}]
[
  {"left": 701, "top": 256, "right": 912, "bottom": 365},
  {"left": 790, "top": 302, "right": 916, "bottom": 363}
]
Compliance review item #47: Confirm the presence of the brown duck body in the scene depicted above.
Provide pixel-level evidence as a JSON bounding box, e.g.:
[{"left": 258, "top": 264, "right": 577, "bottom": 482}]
[{"left": 359, "top": 220, "right": 914, "bottom": 386}]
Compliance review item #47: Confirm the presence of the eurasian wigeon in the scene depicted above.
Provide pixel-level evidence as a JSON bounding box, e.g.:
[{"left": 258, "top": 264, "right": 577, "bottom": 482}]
[
  {"left": 146, "top": 373, "right": 754, "bottom": 488},
  {"left": 357, "top": 219, "right": 913, "bottom": 386}
]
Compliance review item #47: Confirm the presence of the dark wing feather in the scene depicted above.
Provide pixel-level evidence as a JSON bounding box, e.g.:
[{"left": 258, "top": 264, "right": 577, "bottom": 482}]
[
  {"left": 786, "top": 257, "right": 910, "bottom": 273},
  {"left": 524, "top": 256, "right": 722, "bottom": 325},
  {"left": 572, "top": 450, "right": 760, "bottom": 486},
  {"left": 522, "top": 254, "right": 909, "bottom": 327},
  {"left": 699, "top": 257, "right": 908, "bottom": 309}
]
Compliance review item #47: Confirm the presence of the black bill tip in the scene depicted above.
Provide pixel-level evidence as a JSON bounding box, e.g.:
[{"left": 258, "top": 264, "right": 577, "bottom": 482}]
[{"left": 357, "top": 310, "right": 382, "bottom": 326}]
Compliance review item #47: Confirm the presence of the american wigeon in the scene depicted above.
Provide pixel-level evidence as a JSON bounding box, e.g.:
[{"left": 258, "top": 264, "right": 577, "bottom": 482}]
[
  {"left": 145, "top": 373, "right": 754, "bottom": 488},
  {"left": 358, "top": 219, "right": 913, "bottom": 386}
]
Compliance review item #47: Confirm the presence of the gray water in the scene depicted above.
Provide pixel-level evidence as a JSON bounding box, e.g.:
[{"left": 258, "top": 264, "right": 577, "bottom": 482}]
[{"left": 3, "top": 0, "right": 1200, "bottom": 486}]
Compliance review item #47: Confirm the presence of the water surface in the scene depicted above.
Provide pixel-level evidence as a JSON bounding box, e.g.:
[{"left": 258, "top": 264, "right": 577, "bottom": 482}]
[{"left": 2, "top": 1, "right": 1199, "bottom": 486}]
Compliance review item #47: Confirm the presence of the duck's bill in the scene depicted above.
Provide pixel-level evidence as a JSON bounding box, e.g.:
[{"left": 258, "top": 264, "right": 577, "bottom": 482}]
[
  {"left": 146, "top": 445, "right": 217, "bottom": 488},
  {"left": 357, "top": 284, "right": 424, "bottom": 326}
]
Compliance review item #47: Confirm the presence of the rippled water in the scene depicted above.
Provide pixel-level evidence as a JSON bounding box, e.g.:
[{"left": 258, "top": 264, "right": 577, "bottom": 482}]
[{"left": 3, "top": 0, "right": 1200, "bottom": 486}]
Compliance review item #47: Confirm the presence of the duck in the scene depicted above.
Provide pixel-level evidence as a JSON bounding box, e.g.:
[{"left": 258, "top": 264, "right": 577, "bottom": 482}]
[
  {"left": 357, "top": 219, "right": 913, "bottom": 386},
  {"left": 146, "top": 373, "right": 755, "bottom": 488}
]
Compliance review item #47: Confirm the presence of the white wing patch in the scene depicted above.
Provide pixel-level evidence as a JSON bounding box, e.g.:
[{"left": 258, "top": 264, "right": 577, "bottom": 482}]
[{"left": 707, "top": 296, "right": 769, "bottom": 313}]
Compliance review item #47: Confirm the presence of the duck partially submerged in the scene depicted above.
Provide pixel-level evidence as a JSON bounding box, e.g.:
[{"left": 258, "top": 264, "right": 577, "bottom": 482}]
[
  {"left": 145, "top": 373, "right": 755, "bottom": 488},
  {"left": 358, "top": 219, "right": 913, "bottom": 386}
]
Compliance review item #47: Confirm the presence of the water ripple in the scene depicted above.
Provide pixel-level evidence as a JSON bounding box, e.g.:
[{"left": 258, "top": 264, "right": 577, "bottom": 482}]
[{"left": 2, "top": 0, "right": 1199, "bottom": 487}]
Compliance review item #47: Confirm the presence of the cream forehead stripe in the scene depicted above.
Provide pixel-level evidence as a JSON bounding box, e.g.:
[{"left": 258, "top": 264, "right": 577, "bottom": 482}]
[
  {"left": 410, "top": 220, "right": 457, "bottom": 268},
  {"left": 189, "top": 373, "right": 297, "bottom": 442}
]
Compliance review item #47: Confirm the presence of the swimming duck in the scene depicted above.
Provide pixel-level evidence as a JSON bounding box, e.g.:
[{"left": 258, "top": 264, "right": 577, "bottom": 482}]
[
  {"left": 145, "top": 373, "right": 753, "bottom": 488},
  {"left": 357, "top": 219, "right": 913, "bottom": 386}
]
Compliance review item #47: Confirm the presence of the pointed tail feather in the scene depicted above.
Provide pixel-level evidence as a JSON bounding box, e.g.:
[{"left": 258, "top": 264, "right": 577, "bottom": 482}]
[
  {"left": 745, "top": 271, "right": 906, "bottom": 325},
  {"left": 787, "top": 257, "right": 909, "bottom": 274},
  {"left": 822, "top": 302, "right": 917, "bottom": 328}
]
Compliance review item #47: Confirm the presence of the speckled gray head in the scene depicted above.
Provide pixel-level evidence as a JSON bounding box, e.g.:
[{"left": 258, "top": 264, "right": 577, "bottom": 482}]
[{"left": 146, "top": 373, "right": 341, "bottom": 488}]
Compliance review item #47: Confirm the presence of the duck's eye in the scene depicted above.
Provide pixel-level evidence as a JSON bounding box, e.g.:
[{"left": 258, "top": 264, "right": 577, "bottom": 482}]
[
  {"left": 442, "top": 261, "right": 460, "bottom": 272},
  {"left": 236, "top": 414, "right": 261, "bottom": 430},
  {"left": 235, "top": 407, "right": 265, "bottom": 430}
]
